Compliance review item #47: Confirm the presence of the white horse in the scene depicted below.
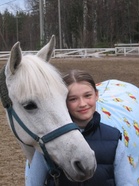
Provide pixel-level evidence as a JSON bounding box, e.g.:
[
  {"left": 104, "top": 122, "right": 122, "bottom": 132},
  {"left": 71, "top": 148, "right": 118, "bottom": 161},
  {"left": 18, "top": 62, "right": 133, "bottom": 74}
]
[
  {"left": 0, "top": 36, "right": 96, "bottom": 183},
  {"left": 96, "top": 79, "right": 139, "bottom": 186}
]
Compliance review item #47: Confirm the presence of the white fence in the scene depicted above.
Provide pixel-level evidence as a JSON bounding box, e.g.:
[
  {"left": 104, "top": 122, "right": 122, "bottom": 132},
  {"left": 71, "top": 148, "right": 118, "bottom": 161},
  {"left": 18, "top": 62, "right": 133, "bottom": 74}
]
[
  {"left": 0, "top": 51, "right": 38, "bottom": 61},
  {"left": 1, "top": 43, "right": 139, "bottom": 61},
  {"left": 115, "top": 43, "right": 139, "bottom": 56},
  {"left": 53, "top": 48, "right": 115, "bottom": 58}
]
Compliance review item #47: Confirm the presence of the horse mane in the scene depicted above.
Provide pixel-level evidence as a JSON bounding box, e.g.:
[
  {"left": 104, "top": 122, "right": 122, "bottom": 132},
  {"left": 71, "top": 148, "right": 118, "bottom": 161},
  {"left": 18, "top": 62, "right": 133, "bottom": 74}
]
[{"left": 10, "top": 54, "right": 66, "bottom": 102}]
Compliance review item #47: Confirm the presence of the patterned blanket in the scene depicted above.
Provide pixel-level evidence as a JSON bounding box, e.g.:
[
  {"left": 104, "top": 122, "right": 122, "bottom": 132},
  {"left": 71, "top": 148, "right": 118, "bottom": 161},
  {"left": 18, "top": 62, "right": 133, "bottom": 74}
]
[{"left": 96, "top": 79, "right": 139, "bottom": 185}]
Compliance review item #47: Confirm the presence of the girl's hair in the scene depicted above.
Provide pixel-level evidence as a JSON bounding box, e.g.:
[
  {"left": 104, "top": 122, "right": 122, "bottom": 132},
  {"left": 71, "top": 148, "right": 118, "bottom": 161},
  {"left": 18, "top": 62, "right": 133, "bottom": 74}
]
[{"left": 63, "top": 69, "right": 97, "bottom": 92}]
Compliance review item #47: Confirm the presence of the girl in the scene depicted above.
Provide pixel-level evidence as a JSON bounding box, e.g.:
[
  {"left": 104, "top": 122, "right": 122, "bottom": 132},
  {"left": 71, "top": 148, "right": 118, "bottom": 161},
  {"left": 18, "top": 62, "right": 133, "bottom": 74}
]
[{"left": 25, "top": 69, "right": 134, "bottom": 186}]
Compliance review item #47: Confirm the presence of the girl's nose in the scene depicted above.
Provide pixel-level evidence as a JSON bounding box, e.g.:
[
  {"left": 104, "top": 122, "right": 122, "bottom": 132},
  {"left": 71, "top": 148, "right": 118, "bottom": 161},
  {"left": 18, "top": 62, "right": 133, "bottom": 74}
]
[{"left": 79, "top": 98, "right": 86, "bottom": 107}]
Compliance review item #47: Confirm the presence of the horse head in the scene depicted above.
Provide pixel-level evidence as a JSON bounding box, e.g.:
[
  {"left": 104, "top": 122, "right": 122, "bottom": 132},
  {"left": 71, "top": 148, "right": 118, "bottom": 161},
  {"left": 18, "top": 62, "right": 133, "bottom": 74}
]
[{"left": 0, "top": 35, "right": 96, "bottom": 182}]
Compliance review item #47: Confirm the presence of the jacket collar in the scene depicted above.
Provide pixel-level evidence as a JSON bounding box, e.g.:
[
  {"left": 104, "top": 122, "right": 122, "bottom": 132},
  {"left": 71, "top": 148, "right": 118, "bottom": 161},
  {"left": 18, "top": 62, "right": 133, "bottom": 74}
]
[{"left": 82, "top": 111, "right": 101, "bottom": 135}]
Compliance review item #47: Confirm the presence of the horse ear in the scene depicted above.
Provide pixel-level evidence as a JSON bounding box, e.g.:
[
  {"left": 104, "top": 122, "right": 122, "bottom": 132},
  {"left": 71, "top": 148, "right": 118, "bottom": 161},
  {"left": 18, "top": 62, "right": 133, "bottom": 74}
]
[
  {"left": 37, "top": 35, "right": 56, "bottom": 62},
  {"left": 7, "top": 42, "right": 22, "bottom": 75}
]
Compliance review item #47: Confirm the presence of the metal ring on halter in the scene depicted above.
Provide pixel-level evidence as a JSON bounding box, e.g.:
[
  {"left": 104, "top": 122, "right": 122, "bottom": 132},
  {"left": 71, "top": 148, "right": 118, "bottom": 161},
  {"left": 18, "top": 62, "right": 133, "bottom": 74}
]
[{"left": 49, "top": 168, "right": 61, "bottom": 178}]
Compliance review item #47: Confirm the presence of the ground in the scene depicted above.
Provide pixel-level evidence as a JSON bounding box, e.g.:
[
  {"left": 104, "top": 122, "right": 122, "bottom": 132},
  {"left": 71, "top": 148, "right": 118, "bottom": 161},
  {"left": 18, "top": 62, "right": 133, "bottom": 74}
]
[{"left": 0, "top": 56, "right": 139, "bottom": 186}]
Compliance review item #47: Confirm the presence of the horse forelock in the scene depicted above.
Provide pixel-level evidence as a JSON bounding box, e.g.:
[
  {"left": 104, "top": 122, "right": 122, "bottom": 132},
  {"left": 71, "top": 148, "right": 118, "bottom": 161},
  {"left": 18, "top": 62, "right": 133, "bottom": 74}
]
[{"left": 8, "top": 54, "right": 67, "bottom": 102}]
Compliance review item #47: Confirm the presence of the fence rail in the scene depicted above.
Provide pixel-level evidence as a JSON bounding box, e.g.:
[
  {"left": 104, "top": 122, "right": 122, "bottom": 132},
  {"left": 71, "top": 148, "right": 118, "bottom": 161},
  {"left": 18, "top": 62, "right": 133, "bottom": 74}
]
[
  {"left": 115, "top": 47, "right": 139, "bottom": 56},
  {"left": 53, "top": 48, "right": 115, "bottom": 58},
  {"left": 0, "top": 51, "right": 38, "bottom": 61},
  {"left": 1, "top": 44, "right": 139, "bottom": 61}
]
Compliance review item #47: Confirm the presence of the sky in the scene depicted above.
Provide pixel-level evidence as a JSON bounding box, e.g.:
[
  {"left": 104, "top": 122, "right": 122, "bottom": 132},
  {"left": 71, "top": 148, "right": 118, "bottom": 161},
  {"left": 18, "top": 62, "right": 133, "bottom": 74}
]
[{"left": 0, "top": 0, "right": 26, "bottom": 13}]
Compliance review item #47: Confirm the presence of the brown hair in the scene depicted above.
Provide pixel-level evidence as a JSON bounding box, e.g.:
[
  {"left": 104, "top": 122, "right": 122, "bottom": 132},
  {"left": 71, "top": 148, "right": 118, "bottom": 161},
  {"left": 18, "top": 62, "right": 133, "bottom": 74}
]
[{"left": 63, "top": 69, "right": 97, "bottom": 92}]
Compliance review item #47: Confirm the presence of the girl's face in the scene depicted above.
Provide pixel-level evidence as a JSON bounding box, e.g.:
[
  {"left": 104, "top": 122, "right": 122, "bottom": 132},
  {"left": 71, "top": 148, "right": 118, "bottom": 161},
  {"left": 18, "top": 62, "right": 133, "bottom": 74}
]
[{"left": 67, "top": 81, "right": 98, "bottom": 128}]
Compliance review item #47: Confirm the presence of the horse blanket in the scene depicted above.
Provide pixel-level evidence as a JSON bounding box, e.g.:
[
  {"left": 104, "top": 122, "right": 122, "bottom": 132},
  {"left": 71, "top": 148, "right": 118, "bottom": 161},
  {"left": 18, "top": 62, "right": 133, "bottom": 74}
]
[{"left": 96, "top": 79, "right": 139, "bottom": 185}]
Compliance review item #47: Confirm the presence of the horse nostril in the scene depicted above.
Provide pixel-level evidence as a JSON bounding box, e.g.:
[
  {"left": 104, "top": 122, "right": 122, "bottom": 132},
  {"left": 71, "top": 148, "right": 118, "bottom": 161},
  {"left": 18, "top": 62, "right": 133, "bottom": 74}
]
[{"left": 74, "top": 161, "right": 85, "bottom": 174}]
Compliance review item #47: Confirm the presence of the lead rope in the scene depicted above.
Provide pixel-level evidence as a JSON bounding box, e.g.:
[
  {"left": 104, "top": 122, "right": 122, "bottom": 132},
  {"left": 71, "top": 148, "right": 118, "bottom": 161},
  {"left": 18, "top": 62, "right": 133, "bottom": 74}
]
[
  {"left": 53, "top": 175, "right": 59, "bottom": 186},
  {"left": 44, "top": 174, "right": 59, "bottom": 186}
]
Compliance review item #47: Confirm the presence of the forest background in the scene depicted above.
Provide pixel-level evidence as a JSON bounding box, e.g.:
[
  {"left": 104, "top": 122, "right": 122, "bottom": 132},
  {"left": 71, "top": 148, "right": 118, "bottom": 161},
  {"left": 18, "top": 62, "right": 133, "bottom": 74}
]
[{"left": 0, "top": 0, "right": 139, "bottom": 50}]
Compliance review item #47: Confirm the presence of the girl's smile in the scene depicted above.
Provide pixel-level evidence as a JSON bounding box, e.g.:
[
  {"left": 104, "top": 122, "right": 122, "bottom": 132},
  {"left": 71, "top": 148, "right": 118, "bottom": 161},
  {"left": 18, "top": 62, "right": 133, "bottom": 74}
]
[{"left": 78, "top": 108, "right": 90, "bottom": 113}]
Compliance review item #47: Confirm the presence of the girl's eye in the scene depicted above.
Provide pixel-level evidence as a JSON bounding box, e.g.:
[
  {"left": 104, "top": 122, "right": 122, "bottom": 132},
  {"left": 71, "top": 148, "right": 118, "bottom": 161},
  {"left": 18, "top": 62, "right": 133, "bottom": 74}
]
[
  {"left": 23, "top": 101, "right": 38, "bottom": 110},
  {"left": 85, "top": 94, "right": 92, "bottom": 98},
  {"left": 68, "top": 98, "right": 77, "bottom": 102}
]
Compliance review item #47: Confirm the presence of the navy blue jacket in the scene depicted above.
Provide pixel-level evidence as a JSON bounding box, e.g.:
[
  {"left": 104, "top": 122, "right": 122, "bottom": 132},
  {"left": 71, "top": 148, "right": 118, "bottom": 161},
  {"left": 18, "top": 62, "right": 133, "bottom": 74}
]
[{"left": 47, "top": 111, "right": 122, "bottom": 186}]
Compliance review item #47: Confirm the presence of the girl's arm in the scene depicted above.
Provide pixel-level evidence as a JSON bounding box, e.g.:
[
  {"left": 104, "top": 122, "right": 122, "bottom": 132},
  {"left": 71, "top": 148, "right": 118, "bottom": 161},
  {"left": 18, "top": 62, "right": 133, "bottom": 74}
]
[{"left": 25, "top": 150, "right": 48, "bottom": 186}]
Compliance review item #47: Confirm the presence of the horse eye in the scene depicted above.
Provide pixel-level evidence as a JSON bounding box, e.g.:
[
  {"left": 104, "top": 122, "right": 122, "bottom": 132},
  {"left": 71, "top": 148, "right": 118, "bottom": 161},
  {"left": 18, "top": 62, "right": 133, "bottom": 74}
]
[{"left": 23, "top": 101, "right": 37, "bottom": 110}]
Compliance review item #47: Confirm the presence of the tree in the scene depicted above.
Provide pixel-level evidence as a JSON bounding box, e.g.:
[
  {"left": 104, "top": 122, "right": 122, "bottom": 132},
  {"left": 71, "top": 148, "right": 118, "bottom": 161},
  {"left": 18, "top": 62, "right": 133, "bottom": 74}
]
[{"left": 1, "top": 0, "right": 139, "bottom": 50}]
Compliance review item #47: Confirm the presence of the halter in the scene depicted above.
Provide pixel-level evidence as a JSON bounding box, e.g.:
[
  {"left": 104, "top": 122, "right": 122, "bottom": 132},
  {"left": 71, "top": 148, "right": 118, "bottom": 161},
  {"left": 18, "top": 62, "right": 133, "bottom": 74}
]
[{"left": 0, "top": 66, "right": 80, "bottom": 185}]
